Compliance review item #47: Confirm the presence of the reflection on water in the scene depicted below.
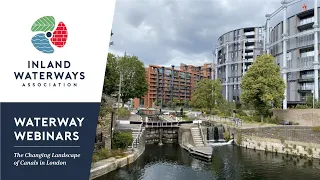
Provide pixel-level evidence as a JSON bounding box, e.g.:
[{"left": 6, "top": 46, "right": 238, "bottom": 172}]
[{"left": 96, "top": 144, "right": 320, "bottom": 180}]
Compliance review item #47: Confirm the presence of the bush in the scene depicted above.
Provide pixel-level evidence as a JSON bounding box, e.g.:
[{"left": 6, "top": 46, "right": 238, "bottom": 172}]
[
  {"left": 116, "top": 108, "right": 131, "bottom": 117},
  {"left": 223, "top": 131, "right": 230, "bottom": 142},
  {"left": 92, "top": 148, "right": 111, "bottom": 163},
  {"left": 112, "top": 131, "right": 133, "bottom": 149},
  {"left": 236, "top": 109, "right": 247, "bottom": 117},
  {"left": 92, "top": 148, "right": 127, "bottom": 163},
  {"left": 99, "top": 105, "right": 113, "bottom": 117},
  {"left": 295, "top": 104, "right": 309, "bottom": 109},
  {"left": 312, "top": 126, "right": 320, "bottom": 132}
]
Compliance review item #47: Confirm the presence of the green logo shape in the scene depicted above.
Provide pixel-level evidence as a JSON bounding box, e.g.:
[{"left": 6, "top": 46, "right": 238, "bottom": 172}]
[{"left": 31, "top": 16, "right": 55, "bottom": 32}]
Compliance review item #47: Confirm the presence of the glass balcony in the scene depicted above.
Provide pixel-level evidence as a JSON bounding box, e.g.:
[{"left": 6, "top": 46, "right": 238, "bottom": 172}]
[
  {"left": 297, "top": 56, "right": 314, "bottom": 70},
  {"left": 244, "top": 31, "right": 255, "bottom": 36},
  {"left": 246, "top": 46, "right": 254, "bottom": 49},
  {"left": 298, "top": 16, "right": 314, "bottom": 26}
]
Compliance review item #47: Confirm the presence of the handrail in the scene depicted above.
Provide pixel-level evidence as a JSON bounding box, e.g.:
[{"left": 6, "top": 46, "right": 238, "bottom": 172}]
[
  {"left": 198, "top": 121, "right": 206, "bottom": 145},
  {"left": 131, "top": 117, "right": 144, "bottom": 149}
]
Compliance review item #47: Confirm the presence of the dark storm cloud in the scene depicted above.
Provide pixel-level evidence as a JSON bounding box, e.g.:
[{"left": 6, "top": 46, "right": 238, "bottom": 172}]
[{"left": 109, "top": 0, "right": 314, "bottom": 66}]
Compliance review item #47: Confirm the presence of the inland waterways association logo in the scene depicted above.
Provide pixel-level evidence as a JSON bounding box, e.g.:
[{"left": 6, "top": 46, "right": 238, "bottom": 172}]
[{"left": 31, "top": 16, "right": 68, "bottom": 54}]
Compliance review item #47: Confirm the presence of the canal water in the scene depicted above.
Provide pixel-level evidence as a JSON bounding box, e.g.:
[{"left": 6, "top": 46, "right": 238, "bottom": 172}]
[{"left": 96, "top": 144, "right": 320, "bottom": 180}]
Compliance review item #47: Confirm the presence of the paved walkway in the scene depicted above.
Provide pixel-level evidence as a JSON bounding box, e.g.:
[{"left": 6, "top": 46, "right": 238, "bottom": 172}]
[{"left": 128, "top": 114, "right": 142, "bottom": 121}]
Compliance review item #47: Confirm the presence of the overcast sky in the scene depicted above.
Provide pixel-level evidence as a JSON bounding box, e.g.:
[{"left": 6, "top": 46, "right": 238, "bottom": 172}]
[{"left": 109, "top": 0, "right": 315, "bottom": 67}]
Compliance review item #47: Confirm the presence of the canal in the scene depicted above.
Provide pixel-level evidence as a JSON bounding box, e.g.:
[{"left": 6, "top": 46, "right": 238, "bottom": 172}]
[{"left": 96, "top": 144, "right": 320, "bottom": 180}]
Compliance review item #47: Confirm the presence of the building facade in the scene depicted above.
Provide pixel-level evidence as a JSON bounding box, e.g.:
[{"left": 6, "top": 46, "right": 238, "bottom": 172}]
[
  {"left": 215, "top": 1, "right": 320, "bottom": 108},
  {"left": 215, "top": 27, "right": 264, "bottom": 102},
  {"left": 269, "top": 7, "right": 320, "bottom": 106},
  {"left": 134, "top": 63, "right": 213, "bottom": 108}
]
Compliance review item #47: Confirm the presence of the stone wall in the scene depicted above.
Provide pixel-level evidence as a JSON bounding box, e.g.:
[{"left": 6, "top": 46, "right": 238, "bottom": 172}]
[
  {"left": 273, "top": 109, "right": 320, "bottom": 126},
  {"left": 232, "top": 126, "right": 320, "bottom": 158},
  {"left": 178, "top": 126, "right": 195, "bottom": 147},
  {"left": 95, "top": 112, "right": 116, "bottom": 151},
  {"left": 90, "top": 130, "right": 145, "bottom": 179}
]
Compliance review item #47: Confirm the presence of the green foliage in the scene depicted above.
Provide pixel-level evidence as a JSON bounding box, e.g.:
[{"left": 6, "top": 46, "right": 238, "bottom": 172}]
[
  {"left": 218, "top": 101, "right": 236, "bottom": 117},
  {"left": 190, "top": 79, "right": 224, "bottom": 113},
  {"left": 236, "top": 133, "right": 242, "bottom": 145},
  {"left": 92, "top": 149, "right": 126, "bottom": 163},
  {"left": 99, "top": 105, "right": 113, "bottom": 117},
  {"left": 103, "top": 53, "right": 119, "bottom": 95},
  {"left": 112, "top": 131, "right": 133, "bottom": 149},
  {"left": 295, "top": 104, "right": 309, "bottom": 109},
  {"left": 116, "top": 108, "right": 131, "bottom": 117},
  {"left": 223, "top": 131, "right": 230, "bottom": 142},
  {"left": 312, "top": 126, "right": 320, "bottom": 132},
  {"left": 306, "top": 95, "right": 313, "bottom": 107},
  {"left": 103, "top": 53, "right": 148, "bottom": 104},
  {"left": 240, "top": 54, "right": 285, "bottom": 121},
  {"left": 92, "top": 148, "right": 110, "bottom": 163},
  {"left": 307, "top": 148, "right": 313, "bottom": 156}
]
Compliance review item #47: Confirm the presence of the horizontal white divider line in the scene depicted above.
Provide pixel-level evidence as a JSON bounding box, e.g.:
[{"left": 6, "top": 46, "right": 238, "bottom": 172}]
[{"left": 14, "top": 146, "right": 80, "bottom": 148}]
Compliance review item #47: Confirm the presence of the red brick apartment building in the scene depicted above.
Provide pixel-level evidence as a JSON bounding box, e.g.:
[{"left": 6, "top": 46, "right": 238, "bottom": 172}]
[{"left": 133, "top": 63, "right": 213, "bottom": 108}]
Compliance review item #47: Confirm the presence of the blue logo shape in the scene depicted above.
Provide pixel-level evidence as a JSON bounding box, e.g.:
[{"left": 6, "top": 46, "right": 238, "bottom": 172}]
[{"left": 31, "top": 34, "right": 54, "bottom": 53}]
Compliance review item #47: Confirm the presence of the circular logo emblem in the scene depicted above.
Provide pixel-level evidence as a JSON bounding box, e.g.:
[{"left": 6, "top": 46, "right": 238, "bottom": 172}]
[{"left": 31, "top": 16, "right": 68, "bottom": 54}]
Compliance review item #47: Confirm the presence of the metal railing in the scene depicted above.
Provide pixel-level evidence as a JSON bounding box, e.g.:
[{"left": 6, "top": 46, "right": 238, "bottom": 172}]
[
  {"left": 131, "top": 120, "right": 144, "bottom": 149},
  {"left": 197, "top": 121, "right": 206, "bottom": 145},
  {"left": 145, "top": 121, "right": 178, "bottom": 128}
]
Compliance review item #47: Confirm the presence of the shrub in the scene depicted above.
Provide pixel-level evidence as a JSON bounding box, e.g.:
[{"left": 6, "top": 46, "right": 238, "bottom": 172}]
[
  {"left": 312, "top": 126, "right": 320, "bottom": 132},
  {"left": 92, "top": 148, "right": 111, "bottom": 163},
  {"left": 112, "top": 131, "right": 133, "bottom": 149},
  {"left": 116, "top": 108, "right": 131, "bottom": 117},
  {"left": 223, "top": 131, "right": 230, "bottom": 142},
  {"left": 99, "top": 105, "right": 113, "bottom": 117},
  {"left": 295, "top": 104, "right": 309, "bottom": 109},
  {"left": 236, "top": 133, "right": 242, "bottom": 145},
  {"left": 92, "top": 148, "right": 127, "bottom": 163},
  {"left": 237, "top": 110, "right": 247, "bottom": 117}
]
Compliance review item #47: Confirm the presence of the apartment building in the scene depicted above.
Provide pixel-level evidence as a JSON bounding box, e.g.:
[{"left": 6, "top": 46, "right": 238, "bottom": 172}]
[
  {"left": 269, "top": 6, "right": 320, "bottom": 106},
  {"left": 133, "top": 63, "right": 213, "bottom": 108},
  {"left": 215, "top": 27, "right": 264, "bottom": 102}
]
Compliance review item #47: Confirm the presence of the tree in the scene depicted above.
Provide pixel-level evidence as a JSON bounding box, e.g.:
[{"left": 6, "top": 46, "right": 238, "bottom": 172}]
[
  {"left": 118, "top": 54, "right": 148, "bottom": 105},
  {"left": 103, "top": 53, "right": 118, "bottom": 95},
  {"left": 190, "top": 79, "right": 224, "bottom": 114},
  {"left": 103, "top": 53, "right": 148, "bottom": 106},
  {"left": 240, "top": 54, "right": 285, "bottom": 122}
]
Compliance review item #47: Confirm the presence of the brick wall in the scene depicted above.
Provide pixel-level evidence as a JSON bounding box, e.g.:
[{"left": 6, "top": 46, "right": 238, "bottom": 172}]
[{"left": 273, "top": 109, "right": 320, "bottom": 126}]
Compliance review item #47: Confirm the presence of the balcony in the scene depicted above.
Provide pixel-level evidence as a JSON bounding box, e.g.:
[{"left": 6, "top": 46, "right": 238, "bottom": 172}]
[
  {"left": 297, "top": 16, "right": 314, "bottom": 31},
  {"left": 244, "top": 31, "right": 254, "bottom": 36},
  {"left": 297, "top": 78, "right": 314, "bottom": 83},
  {"left": 297, "top": 34, "right": 314, "bottom": 47},
  {"left": 245, "top": 45, "right": 254, "bottom": 50},
  {"left": 297, "top": 56, "right": 314, "bottom": 70},
  {"left": 298, "top": 89, "right": 312, "bottom": 93}
]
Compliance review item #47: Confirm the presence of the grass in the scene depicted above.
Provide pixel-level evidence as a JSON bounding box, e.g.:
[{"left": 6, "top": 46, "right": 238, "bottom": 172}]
[
  {"left": 92, "top": 149, "right": 128, "bottom": 163},
  {"left": 312, "top": 126, "right": 320, "bottom": 132}
]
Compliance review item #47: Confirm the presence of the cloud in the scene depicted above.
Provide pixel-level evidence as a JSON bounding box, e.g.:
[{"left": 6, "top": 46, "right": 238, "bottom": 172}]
[{"left": 109, "top": 0, "right": 314, "bottom": 66}]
